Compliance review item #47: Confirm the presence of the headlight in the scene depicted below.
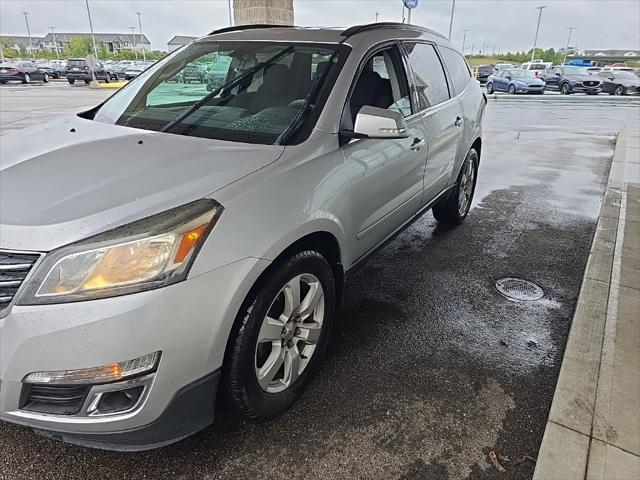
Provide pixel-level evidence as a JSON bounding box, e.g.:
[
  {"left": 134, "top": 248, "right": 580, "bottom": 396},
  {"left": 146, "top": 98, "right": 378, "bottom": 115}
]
[{"left": 18, "top": 199, "right": 223, "bottom": 305}]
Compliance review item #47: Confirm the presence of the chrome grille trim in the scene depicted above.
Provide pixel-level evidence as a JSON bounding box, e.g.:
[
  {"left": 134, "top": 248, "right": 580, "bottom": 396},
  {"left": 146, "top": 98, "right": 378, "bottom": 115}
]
[{"left": 0, "top": 250, "right": 43, "bottom": 314}]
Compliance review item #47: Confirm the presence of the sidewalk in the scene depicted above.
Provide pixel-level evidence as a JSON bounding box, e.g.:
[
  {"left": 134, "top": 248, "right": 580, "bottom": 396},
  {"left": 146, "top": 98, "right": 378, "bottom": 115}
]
[{"left": 534, "top": 128, "right": 640, "bottom": 480}]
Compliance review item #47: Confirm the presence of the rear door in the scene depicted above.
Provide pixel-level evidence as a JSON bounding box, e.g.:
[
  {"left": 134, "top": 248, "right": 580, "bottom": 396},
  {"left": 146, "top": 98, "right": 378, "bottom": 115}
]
[
  {"left": 402, "top": 42, "right": 462, "bottom": 203},
  {"left": 545, "top": 67, "right": 561, "bottom": 89}
]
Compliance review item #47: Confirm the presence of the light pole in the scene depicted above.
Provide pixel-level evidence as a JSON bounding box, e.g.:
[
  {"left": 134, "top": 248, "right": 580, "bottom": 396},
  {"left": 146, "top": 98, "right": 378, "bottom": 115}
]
[
  {"left": 461, "top": 28, "right": 470, "bottom": 56},
  {"left": 530, "top": 5, "right": 546, "bottom": 63},
  {"left": 129, "top": 26, "right": 138, "bottom": 60},
  {"left": 136, "top": 12, "right": 146, "bottom": 61},
  {"left": 228, "top": 0, "right": 233, "bottom": 26},
  {"left": 563, "top": 27, "right": 575, "bottom": 65},
  {"left": 448, "top": 0, "right": 456, "bottom": 40},
  {"left": 84, "top": 0, "right": 99, "bottom": 85},
  {"left": 49, "top": 27, "right": 59, "bottom": 60},
  {"left": 374, "top": 11, "right": 380, "bottom": 22},
  {"left": 22, "top": 11, "right": 35, "bottom": 60}
]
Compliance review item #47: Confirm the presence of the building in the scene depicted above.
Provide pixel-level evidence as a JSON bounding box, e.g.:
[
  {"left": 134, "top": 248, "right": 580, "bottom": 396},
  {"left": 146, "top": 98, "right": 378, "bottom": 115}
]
[
  {"left": 0, "top": 35, "right": 43, "bottom": 55},
  {"left": 167, "top": 35, "right": 197, "bottom": 52},
  {"left": 584, "top": 49, "right": 639, "bottom": 58},
  {"left": 39, "top": 32, "right": 151, "bottom": 54},
  {"left": 234, "top": 0, "right": 294, "bottom": 25}
]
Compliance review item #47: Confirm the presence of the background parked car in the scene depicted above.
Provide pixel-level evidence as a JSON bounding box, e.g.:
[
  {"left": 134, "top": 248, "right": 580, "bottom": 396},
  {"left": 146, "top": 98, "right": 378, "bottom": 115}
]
[
  {"left": 205, "top": 58, "right": 232, "bottom": 91},
  {"left": 123, "top": 61, "right": 153, "bottom": 80},
  {"left": 475, "top": 64, "right": 495, "bottom": 84},
  {"left": 486, "top": 68, "right": 545, "bottom": 94},
  {"left": 0, "top": 61, "right": 50, "bottom": 84},
  {"left": 597, "top": 70, "right": 640, "bottom": 95},
  {"left": 540, "top": 66, "right": 603, "bottom": 95},
  {"left": 520, "top": 61, "right": 548, "bottom": 77},
  {"left": 64, "top": 59, "right": 110, "bottom": 84},
  {"left": 183, "top": 62, "right": 207, "bottom": 83}
]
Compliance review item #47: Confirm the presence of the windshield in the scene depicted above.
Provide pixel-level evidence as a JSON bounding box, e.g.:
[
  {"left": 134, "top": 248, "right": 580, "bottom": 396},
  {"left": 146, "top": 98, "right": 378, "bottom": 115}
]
[
  {"left": 93, "top": 41, "right": 343, "bottom": 145},
  {"left": 529, "top": 64, "right": 546, "bottom": 70},
  {"left": 510, "top": 70, "right": 535, "bottom": 78},
  {"left": 562, "top": 66, "right": 589, "bottom": 75}
]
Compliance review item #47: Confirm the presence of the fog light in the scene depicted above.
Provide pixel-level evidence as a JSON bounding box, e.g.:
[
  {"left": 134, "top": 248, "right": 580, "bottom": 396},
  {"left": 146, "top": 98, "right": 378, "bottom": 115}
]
[
  {"left": 92, "top": 386, "right": 144, "bottom": 414},
  {"left": 23, "top": 352, "right": 160, "bottom": 385}
]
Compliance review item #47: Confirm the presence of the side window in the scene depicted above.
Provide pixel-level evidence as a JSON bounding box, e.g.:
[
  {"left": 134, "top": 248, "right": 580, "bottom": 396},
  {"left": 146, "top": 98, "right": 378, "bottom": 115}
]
[
  {"left": 403, "top": 42, "right": 450, "bottom": 109},
  {"left": 438, "top": 47, "right": 472, "bottom": 96},
  {"left": 346, "top": 46, "right": 413, "bottom": 125}
]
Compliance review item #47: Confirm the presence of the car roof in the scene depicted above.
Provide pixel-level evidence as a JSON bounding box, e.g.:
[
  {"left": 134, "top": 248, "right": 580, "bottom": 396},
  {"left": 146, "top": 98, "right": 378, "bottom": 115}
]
[{"left": 198, "top": 23, "right": 451, "bottom": 48}]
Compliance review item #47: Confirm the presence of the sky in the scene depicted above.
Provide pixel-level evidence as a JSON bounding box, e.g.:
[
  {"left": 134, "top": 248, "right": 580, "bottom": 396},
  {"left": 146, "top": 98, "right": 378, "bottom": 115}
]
[{"left": 1, "top": 0, "right": 639, "bottom": 54}]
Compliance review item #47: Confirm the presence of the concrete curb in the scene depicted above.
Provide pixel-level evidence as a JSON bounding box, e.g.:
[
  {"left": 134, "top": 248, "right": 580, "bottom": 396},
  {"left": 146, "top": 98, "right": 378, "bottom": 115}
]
[
  {"left": 533, "top": 128, "right": 640, "bottom": 480},
  {"left": 486, "top": 94, "right": 640, "bottom": 103}
]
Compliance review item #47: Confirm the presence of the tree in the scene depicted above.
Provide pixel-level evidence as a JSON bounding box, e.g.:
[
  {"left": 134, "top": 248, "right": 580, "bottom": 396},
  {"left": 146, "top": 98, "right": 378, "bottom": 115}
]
[{"left": 63, "top": 36, "right": 93, "bottom": 58}]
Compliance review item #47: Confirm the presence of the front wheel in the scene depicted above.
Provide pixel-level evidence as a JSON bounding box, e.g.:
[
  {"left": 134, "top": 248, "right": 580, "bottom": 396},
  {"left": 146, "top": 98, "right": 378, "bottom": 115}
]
[
  {"left": 225, "top": 251, "right": 336, "bottom": 419},
  {"left": 43, "top": 73, "right": 49, "bottom": 83},
  {"left": 432, "top": 147, "right": 479, "bottom": 225},
  {"left": 67, "top": 78, "right": 75, "bottom": 84},
  {"left": 22, "top": 73, "right": 31, "bottom": 84},
  {"left": 561, "top": 83, "right": 571, "bottom": 95},
  {"left": 486, "top": 82, "right": 494, "bottom": 94},
  {"left": 507, "top": 84, "right": 516, "bottom": 94},
  {"left": 614, "top": 85, "right": 625, "bottom": 96}
]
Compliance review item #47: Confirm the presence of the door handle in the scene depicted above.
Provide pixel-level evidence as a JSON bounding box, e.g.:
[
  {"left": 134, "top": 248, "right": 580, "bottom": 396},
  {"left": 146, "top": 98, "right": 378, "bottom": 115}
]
[
  {"left": 410, "top": 137, "right": 426, "bottom": 151},
  {"left": 454, "top": 116, "right": 463, "bottom": 127}
]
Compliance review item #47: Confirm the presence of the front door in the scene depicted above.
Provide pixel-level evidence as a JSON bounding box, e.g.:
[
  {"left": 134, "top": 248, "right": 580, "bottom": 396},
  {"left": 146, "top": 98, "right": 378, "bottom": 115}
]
[{"left": 341, "top": 45, "right": 426, "bottom": 261}]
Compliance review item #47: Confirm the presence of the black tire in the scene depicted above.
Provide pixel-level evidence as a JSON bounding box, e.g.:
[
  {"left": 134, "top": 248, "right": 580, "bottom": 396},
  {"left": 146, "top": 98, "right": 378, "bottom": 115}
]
[
  {"left": 68, "top": 79, "right": 75, "bottom": 84},
  {"left": 43, "top": 73, "right": 49, "bottom": 83},
  {"left": 225, "top": 250, "right": 336, "bottom": 419},
  {"left": 84, "top": 79, "right": 90, "bottom": 85},
  {"left": 561, "top": 82, "right": 571, "bottom": 95},
  {"left": 22, "top": 73, "right": 31, "bottom": 84},
  {"left": 507, "top": 84, "right": 516, "bottom": 94},
  {"left": 486, "top": 82, "right": 494, "bottom": 94},
  {"left": 432, "top": 147, "right": 479, "bottom": 225},
  {"left": 614, "top": 85, "right": 625, "bottom": 96},
  {"left": 104, "top": 75, "right": 110, "bottom": 84},
  {"left": 0, "top": 81, "right": 7, "bottom": 84}
]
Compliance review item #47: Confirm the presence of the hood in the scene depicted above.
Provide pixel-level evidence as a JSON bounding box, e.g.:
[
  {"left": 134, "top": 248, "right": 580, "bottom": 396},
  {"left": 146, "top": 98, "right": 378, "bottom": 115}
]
[
  {"left": 565, "top": 74, "right": 598, "bottom": 82},
  {"left": 618, "top": 77, "right": 640, "bottom": 86},
  {"left": 0, "top": 116, "right": 284, "bottom": 251},
  {"left": 513, "top": 77, "right": 545, "bottom": 86}
]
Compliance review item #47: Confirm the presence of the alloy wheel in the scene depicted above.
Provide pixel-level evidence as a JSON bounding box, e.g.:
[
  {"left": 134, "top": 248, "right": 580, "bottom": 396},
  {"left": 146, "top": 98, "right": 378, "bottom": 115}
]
[
  {"left": 458, "top": 156, "right": 476, "bottom": 216},
  {"left": 615, "top": 86, "right": 624, "bottom": 96},
  {"left": 255, "top": 273, "right": 325, "bottom": 393},
  {"left": 23, "top": 73, "right": 31, "bottom": 84}
]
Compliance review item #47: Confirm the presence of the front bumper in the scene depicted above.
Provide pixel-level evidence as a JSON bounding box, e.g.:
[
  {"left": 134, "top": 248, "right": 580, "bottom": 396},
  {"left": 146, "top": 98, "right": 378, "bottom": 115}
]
[
  {"left": 514, "top": 84, "right": 546, "bottom": 94},
  {"left": 0, "top": 256, "right": 269, "bottom": 450},
  {"left": 571, "top": 84, "right": 602, "bottom": 94}
]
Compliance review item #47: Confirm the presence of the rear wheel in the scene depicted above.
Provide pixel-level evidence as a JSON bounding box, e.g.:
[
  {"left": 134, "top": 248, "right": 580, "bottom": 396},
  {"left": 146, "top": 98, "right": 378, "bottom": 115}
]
[
  {"left": 614, "top": 85, "right": 625, "bottom": 96},
  {"left": 486, "top": 82, "right": 494, "bottom": 94},
  {"left": 432, "top": 147, "right": 479, "bottom": 225},
  {"left": 84, "top": 79, "right": 90, "bottom": 85},
  {"left": 507, "top": 84, "right": 516, "bottom": 94},
  {"left": 225, "top": 251, "right": 336, "bottom": 419},
  {"left": 67, "top": 78, "right": 75, "bottom": 84},
  {"left": 43, "top": 73, "right": 49, "bottom": 83},
  {"left": 22, "top": 73, "right": 31, "bottom": 84}
]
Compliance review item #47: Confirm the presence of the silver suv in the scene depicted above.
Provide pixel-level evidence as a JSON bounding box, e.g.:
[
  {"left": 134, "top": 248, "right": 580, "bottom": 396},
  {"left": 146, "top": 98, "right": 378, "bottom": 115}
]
[{"left": 0, "top": 23, "right": 485, "bottom": 450}]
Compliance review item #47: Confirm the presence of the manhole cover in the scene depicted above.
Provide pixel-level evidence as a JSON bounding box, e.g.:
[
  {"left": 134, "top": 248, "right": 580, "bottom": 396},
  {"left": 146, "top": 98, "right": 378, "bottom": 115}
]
[{"left": 495, "top": 278, "right": 544, "bottom": 301}]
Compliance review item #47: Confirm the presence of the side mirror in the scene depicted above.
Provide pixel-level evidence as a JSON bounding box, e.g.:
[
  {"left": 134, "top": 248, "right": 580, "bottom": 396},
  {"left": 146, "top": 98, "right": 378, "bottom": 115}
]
[
  {"left": 349, "top": 106, "right": 409, "bottom": 140},
  {"left": 506, "top": 75, "right": 512, "bottom": 81}
]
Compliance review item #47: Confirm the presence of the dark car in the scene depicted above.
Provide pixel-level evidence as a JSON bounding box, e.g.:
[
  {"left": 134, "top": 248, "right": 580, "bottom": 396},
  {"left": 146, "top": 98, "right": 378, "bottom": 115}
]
[
  {"left": 476, "top": 64, "right": 495, "bottom": 84},
  {"left": 597, "top": 70, "right": 640, "bottom": 95},
  {"left": 540, "top": 66, "right": 602, "bottom": 95},
  {"left": 182, "top": 62, "right": 206, "bottom": 83},
  {"left": 64, "top": 59, "right": 110, "bottom": 84},
  {"left": 486, "top": 68, "right": 545, "bottom": 94},
  {"left": 205, "top": 58, "right": 232, "bottom": 91},
  {"left": 0, "top": 61, "right": 50, "bottom": 84}
]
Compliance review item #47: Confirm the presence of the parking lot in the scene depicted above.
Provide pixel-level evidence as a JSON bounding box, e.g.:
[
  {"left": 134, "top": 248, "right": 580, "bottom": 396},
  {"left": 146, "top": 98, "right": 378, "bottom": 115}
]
[{"left": 1, "top": 85, "right": 639, "bottom": 480}]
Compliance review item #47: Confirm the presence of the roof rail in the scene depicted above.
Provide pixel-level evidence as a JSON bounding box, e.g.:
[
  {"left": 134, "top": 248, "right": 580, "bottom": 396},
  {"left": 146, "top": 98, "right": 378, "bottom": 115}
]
[
  {"left": 341, "top": 22, "right": 447, "bottom": 41},
  {"left": 208, "top": 24, "right": 292, "bottom": 36}
]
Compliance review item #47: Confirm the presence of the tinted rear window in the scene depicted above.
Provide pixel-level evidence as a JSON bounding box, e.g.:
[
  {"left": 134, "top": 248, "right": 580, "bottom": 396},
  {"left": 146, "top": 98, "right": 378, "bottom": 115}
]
[
  {"left": 403, "top": 42, "right": 450, "bottom": 108},
  {"left": 438, "top": 46, "right": 471, "bottom": 95}
]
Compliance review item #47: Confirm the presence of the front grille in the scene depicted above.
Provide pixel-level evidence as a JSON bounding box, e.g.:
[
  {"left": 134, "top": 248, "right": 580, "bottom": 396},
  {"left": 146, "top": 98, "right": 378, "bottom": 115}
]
[
  {"left": 20, "top": 384, "right": 91, "bottom": 415},
  {"left": 583, "top": 81, "right": 599, "bottom": 87},
  {"left": 0, "top": 251, "right": 41, "bottom": 312}
]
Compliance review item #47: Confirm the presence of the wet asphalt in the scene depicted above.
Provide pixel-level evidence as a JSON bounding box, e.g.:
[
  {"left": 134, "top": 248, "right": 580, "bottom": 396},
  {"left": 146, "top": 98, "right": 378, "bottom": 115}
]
[{"left": 1, "top": 87, "right": 640, "bottom": 479}]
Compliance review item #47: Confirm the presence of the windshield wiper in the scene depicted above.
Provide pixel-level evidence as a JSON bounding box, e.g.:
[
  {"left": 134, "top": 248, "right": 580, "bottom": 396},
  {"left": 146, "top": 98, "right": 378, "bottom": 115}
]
[
  {"left": 276, "top": 51, "right": 339, "bottom": 145},
  {"left": 161, "top": 46, "right": 295, "bottom": 134}
]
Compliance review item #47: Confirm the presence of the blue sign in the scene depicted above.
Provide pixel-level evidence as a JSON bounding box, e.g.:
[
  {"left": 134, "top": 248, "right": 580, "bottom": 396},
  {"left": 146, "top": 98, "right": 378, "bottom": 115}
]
[{"left": 404, "top": 0, "right": 419, "bottom": 9}]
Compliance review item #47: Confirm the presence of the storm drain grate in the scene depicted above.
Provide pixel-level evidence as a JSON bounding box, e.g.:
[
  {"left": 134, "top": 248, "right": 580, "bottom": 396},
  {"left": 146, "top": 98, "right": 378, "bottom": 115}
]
[{"left": 495, "top": 278, "right": 544, "bottom": 301}]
